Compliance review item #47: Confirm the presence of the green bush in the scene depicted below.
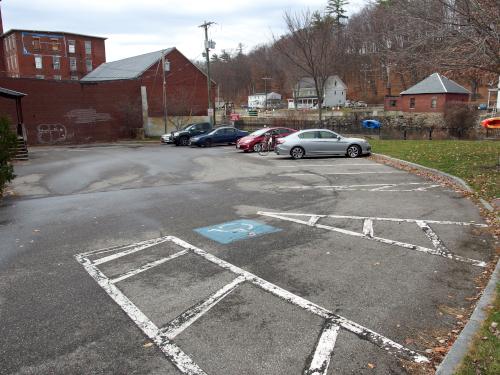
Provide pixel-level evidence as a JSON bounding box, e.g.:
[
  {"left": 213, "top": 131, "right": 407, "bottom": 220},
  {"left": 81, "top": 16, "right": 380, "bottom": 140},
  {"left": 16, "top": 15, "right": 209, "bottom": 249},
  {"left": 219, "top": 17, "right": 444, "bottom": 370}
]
[{"left": 0, "top": 116, "right": 17, "bottom": 196}]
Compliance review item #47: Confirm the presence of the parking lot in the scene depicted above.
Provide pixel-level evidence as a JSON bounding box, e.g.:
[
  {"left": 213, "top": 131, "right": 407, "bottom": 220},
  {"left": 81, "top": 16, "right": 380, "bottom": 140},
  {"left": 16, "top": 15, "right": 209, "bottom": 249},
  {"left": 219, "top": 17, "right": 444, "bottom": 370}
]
[{"left": 0, "top": 144, "right": 494, "bottom": 374}]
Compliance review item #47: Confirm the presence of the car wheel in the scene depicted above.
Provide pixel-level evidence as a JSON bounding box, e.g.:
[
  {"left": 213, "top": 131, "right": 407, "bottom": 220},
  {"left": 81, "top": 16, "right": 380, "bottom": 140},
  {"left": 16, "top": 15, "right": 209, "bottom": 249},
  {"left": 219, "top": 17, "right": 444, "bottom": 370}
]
[
  {"left": 205, "top": 139, "right": 212, "bottom": 147},
  {"left": 180, "top": 136, "right": 189, "bottom": 146},
  {"left": 290, "top": 146, "right": 305, "bottom": 160},
  {"left": 346, "top": 145, "right": 361, "bottom": 158},
  {"left": 252, "top": 143, "right": 261, "bottom": 152}
]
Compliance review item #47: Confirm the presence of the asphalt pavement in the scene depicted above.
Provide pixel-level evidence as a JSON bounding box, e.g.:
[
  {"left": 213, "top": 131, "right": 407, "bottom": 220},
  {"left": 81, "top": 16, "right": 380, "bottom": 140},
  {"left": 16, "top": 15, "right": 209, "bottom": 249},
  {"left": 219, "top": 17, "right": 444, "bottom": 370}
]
[{"left": 0, "top": 143, "right": 494, "bottom": 375}]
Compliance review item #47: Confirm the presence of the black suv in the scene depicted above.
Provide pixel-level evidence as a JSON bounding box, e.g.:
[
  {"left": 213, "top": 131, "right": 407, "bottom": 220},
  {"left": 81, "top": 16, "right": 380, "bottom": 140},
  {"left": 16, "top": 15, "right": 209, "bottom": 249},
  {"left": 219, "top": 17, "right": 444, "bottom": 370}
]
[{"left": 165, "top": 122, "right": 212, "bottom": 146}]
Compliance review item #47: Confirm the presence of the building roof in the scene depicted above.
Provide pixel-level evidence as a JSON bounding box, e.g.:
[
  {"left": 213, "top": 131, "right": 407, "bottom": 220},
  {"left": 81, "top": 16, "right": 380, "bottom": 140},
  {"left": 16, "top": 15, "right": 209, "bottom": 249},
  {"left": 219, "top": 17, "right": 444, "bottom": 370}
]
[
  {"left": 297, "top": 75, "right": 347, "bottom": 89},
  {"left": 0, "top": 87, "right": 26, "bottom": 99},
  {"left": 2, "top": 29, "right": 107, "bottom": 40},
  {"left": 81, "top": 49, "right": 174, "bottom": 82},
  {"left": 400, "top": 73, "right": 470, "bottom": 95}
]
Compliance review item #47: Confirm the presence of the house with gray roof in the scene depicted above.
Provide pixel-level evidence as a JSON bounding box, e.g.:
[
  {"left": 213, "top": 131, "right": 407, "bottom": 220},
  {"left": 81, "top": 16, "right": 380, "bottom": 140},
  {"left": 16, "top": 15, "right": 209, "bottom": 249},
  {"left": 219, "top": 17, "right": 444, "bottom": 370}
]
[
  {"left": 288, "top": 75, "right": 347, "bottom": 109},
  {"left": 385, "top": 73, "right": 470, "bottom": 112}
]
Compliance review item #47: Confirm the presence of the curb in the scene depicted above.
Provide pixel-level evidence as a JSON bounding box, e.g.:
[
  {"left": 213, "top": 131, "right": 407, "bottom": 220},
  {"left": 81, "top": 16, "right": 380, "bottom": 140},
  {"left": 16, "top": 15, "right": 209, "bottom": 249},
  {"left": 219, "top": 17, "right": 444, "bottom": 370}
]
[{"left": 373, "top": 153, "right": 499, "bottom": 374}]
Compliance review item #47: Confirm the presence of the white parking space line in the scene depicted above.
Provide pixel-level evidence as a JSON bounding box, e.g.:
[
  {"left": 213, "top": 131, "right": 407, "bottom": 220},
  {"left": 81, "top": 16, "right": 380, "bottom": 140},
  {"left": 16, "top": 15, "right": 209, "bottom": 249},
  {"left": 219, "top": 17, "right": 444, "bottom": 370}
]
[
  {"left": 307, "top": 320, "right": 340, "bottom": 375},
  {"left": 93, "top": 237, "right": 171, "bottom": 266},
  {"left": 110, "top": 250, "right": 189, "bottom": 284},
  {"left": 160, "top": 276, "right": 246, "bottom": 340},
  {"left": 416, "top": 221, "right": 451, "bottom": 255},
  {"left": 75, "top": 253, "right": 208, "bottom": 375},
  {"left": 76, "top": 235, "right": 430, "bottom": 375},
  {"left": 278, "top": 183, "right": 442, "bottom": 192},
  {"left": 363, "top": 219, "right": 374, "bottom": 238},
  {"left": 258, "top": 211, "right": 487, "bottom": 267},
  {"left": 279, "top": 172, "right": 405, "bottom": 176},
  {"left": 276, "top": 164, "right": 383, "bottom": 168}
]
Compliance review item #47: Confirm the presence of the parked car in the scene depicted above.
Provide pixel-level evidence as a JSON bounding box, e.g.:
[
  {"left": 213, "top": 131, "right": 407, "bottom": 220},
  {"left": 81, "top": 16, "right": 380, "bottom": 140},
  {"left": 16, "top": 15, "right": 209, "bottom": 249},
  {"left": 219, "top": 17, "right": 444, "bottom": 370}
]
[
  {"left": 190, "top": 127, "right": 249, "bottom": 147},
  {"left": 161, "top": 122, "right": 212, "bottom": 146},
  {"left": 236, "top": 127, "right": 297, "bottom": 152},
  {"left": 275, "top": 129, "right": 371, "bottom": 159},
  {"left": 355, "top": 101, "right": 368, "bottom": 108}
]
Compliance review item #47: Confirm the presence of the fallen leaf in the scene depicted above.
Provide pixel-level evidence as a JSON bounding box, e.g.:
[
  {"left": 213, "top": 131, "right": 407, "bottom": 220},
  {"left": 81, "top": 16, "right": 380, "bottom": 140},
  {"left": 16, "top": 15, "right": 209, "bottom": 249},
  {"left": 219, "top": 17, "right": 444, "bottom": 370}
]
[
  {"left": 367, "top": 363, "right": 375, "bottom": 369},
  {"left": 433, "top": 347, "right": 447, "bottom": 353},
  {"left": 143, "top": 342, "right": 153, "bottom": 348}
]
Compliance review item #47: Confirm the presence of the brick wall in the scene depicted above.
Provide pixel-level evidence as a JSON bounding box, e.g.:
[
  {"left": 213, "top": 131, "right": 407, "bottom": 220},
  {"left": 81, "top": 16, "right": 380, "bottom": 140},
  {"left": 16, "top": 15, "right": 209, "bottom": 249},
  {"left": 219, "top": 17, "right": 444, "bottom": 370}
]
[
  {"left": 140, "top": 49, "right": 216, "bottom": 117},
  {"left": 0, "top": 77, "right": 142, "bottom": 145},
  {"left": 400, "top": 93, "right": 469, "bottom": 112}
]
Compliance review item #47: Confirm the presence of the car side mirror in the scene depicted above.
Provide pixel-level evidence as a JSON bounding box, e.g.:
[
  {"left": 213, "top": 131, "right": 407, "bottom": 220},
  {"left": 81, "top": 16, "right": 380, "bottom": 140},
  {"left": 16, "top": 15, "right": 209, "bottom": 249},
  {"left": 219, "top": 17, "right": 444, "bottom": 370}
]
[{"left": 337, "top": 136, "right": 341, "bottom": 140}]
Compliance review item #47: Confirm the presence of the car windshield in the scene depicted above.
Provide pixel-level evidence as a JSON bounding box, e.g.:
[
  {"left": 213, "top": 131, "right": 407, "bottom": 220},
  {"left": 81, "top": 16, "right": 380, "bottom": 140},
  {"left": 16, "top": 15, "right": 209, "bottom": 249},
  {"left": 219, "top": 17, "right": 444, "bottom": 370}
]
[
  {"left": 208, "top": 128, "right": 223, "bottom": 135},
  {"left": 249, "top": 128, "right": 269, "bottom": 137},
  {"left": 182, "top": 123, "right": 195, "bottom": 130}
]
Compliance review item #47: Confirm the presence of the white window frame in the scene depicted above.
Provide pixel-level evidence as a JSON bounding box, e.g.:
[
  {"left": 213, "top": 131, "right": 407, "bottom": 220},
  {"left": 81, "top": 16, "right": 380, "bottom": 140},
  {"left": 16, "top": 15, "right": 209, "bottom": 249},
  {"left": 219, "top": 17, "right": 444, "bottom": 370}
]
[
  {"left": 53, "top": 55, "right": 61, "bottom": 70},
  {"left": 85, "top": 58, "right": 93, "bottom": 72},
  {"left": 68, "top": 40, "right": 76, "bottom": 54},
  {"left": 35, "top": 55, "right": 43, "bottom": 69},
  {"left": 85, "top": 40, "right": 92, "bottom": 55},
  {"left": 69, "top": 57, "right": 77, "bottom": 71}
]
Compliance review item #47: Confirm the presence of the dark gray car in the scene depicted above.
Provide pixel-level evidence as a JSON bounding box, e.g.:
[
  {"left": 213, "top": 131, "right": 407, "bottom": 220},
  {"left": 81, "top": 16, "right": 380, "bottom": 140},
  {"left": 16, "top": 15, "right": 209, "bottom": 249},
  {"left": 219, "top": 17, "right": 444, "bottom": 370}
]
[{"left": 275, "top": 129, "right": 371, "bottom": 159}]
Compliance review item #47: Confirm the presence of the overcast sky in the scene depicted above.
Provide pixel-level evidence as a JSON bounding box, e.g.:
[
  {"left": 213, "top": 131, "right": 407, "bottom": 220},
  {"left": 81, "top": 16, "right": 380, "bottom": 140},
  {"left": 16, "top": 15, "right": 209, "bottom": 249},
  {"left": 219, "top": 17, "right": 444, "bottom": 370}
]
[{"left": 1, "top": 0, "right": 368, "bottom": 62}]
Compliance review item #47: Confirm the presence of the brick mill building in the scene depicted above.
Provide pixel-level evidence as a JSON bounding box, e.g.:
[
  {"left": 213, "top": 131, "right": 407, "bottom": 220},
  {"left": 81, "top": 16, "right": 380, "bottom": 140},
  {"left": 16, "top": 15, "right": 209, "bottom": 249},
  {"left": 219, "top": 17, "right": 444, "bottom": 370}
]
[
  {"left": 384, "top": 73, "right": 470, "bottom": 112},
  {"left": 1, "top": 29, "right": 106, "bottom": 81}
]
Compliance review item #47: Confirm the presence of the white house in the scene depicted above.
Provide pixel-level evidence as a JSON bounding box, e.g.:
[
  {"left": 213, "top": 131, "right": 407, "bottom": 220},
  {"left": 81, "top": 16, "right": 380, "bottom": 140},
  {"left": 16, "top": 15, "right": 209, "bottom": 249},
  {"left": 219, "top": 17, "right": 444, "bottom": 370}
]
[
  {"left": 248, "top": 92, "right": 282, "bottom": 109},
  {"left": 288, "top": 76, "right": 347, "bottom": 109}
]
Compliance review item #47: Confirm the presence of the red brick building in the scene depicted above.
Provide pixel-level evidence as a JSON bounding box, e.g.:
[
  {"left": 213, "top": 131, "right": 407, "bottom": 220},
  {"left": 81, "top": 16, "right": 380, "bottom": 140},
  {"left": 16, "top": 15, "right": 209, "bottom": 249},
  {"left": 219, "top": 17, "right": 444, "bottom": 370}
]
[
  {"left": 1, "top": 29, "right": 106, "bottom": 81},
  {"left": 384, "top": 73, "right": 470, "bottom": 112}
]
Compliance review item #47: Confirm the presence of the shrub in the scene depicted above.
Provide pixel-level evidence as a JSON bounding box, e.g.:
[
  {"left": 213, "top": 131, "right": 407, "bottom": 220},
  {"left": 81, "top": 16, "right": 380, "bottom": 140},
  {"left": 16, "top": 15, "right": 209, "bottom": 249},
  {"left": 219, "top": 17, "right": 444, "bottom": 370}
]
[
  {"left": 0, "top": 116, "right": 17, "bottom": 196},
  {"left": 443, "top": 102, "right": 478, "bottom": 139}
]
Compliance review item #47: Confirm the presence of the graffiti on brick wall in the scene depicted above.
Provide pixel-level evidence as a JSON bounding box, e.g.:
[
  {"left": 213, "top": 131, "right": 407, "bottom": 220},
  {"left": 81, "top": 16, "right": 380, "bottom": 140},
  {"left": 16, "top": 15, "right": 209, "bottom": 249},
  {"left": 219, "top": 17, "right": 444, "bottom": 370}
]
[
  {"left": 37, "top": 123, "right": 67, "bottom": 144},
  {"left": 65, "top": 108, "right": 112, "bottom": 124}
]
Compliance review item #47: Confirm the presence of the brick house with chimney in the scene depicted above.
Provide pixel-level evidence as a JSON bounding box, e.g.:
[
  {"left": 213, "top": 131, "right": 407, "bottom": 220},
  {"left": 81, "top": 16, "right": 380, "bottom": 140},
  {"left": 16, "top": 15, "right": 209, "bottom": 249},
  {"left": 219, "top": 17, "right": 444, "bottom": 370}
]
[{"left": 384, "top": 73, "right": 470, "bottom": 112}]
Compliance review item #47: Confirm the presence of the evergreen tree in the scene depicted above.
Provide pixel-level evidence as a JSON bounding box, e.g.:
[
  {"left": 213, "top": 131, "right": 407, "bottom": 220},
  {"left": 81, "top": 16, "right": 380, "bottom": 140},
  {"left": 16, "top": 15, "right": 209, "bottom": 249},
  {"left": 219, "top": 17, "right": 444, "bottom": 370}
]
[{"left": 326, "top": 0, "right": 349, "bottom": 25}]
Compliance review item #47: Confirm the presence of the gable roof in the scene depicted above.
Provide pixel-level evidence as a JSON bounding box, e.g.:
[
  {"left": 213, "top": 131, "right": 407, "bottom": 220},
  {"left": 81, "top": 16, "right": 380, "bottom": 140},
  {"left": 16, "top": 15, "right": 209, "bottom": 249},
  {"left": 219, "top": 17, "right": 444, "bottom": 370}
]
[
  {"left": 401, "top": 73, "right": 470, "bottom": 95},
  {"left": 81, "top": 48, "right": 174, "bottom": 82},
  {"left": 296, "top": 75, "right": 347, "bottom": 89}
]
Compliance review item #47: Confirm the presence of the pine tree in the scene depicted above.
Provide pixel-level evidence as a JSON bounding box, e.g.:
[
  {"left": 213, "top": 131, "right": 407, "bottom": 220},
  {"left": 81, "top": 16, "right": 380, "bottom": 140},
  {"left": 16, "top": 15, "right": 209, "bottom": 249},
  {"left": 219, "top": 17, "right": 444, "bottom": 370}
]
[{"left": 326, "top": 0, "right": 349, "bottom": 25}]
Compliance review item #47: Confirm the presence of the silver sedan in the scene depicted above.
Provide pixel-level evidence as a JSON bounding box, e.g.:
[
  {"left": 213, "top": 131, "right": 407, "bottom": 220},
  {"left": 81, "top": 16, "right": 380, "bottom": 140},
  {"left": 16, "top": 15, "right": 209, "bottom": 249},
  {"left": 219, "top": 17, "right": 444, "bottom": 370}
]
[{"left": 275, "top": 129, "right": 371, "bottom": 159}]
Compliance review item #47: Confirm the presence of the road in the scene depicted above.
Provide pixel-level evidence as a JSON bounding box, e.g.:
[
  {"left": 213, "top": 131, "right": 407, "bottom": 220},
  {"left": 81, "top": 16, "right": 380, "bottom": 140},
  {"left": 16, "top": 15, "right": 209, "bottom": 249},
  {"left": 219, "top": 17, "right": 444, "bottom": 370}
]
[{"left": 0, "top": 143, "right": 493, "bottom": 374}]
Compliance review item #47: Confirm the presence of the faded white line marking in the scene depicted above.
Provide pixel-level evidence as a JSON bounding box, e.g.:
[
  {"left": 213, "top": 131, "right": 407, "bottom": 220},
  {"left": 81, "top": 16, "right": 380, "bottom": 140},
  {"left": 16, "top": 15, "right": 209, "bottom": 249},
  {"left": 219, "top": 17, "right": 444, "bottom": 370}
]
[
  {"left": 278, "top": 182, "right": 442, "bottom": 192},
  {"left": 160, "top": 276, "right": 246, "bottom": 339},
  {"left": 76, "top": 235, "right": 430, "bottom": 372},
  {"left": 363, "top": 219, "right": 374, "bottom": 238},
  {"left": 110, "top": 250, "right": 189, "bottom": 283},
  {"left": 75, "top": 254, "right": 207, "bottom": 375},
  {"left": 308, "top": 215, "right": 321, "bottom": 226},
  {"left": 307, "top": 320, "right": 340, "bottom": 375},
  {"left": 93, "top": 237, "right": 171, "bottom": 266},
  {"left": 279, "top": 171, "right": 405, "bottom": 177},
  {"left": 416, "top": 221, "right": 451, "bottom": 254},
  {"left": 258, "top": 212, "right": 487, "bottom": 267},
  {"left": 166, "top": 236, "right": 429, "bottom": 363}
]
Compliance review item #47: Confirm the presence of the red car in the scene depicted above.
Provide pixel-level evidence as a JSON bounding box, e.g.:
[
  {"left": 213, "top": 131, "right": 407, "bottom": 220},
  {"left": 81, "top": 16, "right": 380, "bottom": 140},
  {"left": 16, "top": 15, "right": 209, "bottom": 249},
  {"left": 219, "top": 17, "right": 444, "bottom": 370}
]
[{"left": 236, "top": 127, "right": 297, "bottom": 152}]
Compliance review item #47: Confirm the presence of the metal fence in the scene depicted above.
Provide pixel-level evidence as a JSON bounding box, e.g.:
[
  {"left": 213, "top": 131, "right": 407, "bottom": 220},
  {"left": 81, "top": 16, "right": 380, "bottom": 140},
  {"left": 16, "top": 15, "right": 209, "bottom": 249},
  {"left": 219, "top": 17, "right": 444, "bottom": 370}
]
[{"left": 235, "top": 118, "right": 499, "bottom": 140}]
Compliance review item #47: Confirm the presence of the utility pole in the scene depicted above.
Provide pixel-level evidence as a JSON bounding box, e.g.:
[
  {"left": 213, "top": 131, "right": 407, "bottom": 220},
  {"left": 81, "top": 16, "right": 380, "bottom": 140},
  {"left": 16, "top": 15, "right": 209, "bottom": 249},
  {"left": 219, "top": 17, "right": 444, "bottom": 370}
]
[
  {"left": 262, "top": 77, "right": 271, "bottom": 112},
  {"left": 161, "top": 50, "right": 170, "bottom": 134},
  {"left": 199, "top": 21, "right": 216, "bottom": 125}
]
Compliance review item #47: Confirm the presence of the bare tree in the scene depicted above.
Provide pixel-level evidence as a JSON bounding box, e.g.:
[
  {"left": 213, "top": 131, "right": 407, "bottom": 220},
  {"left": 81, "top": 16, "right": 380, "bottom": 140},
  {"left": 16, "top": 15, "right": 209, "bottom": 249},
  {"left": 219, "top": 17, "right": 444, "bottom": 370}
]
[{"left": 274, "top": 10, "right": 344, "bottom": 121}]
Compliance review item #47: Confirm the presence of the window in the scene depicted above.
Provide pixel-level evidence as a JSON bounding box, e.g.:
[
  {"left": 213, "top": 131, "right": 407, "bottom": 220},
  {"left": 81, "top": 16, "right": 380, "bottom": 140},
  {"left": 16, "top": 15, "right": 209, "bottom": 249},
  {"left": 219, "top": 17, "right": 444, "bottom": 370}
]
[
  {"left": 53, "top": 75, "right": 62, "bottom": 80},
  {"left": 409, "top": 97, "right": 415, "bottom": 109},
  {"left": 390, "top": 100, "right": 397, "bottom": 107},
  {"left": 70, "top": 74, "right": 79, "bottom": 81},
  {"left": 85, "top": 40, "right": 92, "bottom": 55},
  {"left": 86, "top": 58, "right": 93, "bottom": 72},
  {"left": 318, "top": 131, "right": 337, "bottom": 139},
  {"left": 68, "top": 40, "right": 76, "bottom": 54},
  {"left": 51, "top": 38, "right": 59, "bottom": 51},
  {"left": 53, "top": 56, "right": 60, "bottom": 70},
  {"left": 34, "top": 55, "right": 43, "bottom": 69},
  {"left": 35, "top": 74, "right": 45, "bottom": 79},
  {"left": 298, "top": 131, "right": 318, "bottom": 139},
  {"left": 70, "top": 57, "right": 77, "bottom": 71},
  {"left": 431, "top": 97, "right": 437, "bottom": 109},
  {"left": 32, "top": 37, "right": 41, "bottom": 50}
]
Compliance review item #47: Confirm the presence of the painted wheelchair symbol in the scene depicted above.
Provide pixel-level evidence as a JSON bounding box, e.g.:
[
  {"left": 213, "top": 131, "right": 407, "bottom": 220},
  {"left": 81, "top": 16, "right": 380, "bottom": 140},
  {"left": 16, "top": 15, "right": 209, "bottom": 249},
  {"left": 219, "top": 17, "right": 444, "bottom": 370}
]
[
  {"left": 195, "top": 219, "right": 281, "bottom": 244},
  {"left": 208, "top": 222, "right": 257, "bottom": 237}
]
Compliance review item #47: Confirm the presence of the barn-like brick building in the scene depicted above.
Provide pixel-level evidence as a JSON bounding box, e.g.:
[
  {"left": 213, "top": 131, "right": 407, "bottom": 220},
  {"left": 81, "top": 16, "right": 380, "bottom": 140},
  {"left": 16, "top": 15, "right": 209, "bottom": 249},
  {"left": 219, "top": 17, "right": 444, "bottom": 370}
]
[{"left": 384, "top": 73, "right": 471, "bottom": 112}]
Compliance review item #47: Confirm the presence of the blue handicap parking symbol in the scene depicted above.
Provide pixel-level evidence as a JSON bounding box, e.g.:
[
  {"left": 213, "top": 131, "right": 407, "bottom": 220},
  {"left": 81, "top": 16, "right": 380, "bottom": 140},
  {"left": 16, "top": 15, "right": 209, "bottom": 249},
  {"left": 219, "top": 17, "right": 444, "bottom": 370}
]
[{"left": 194, "top": 219, "right": 281, "bottom": 244}]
